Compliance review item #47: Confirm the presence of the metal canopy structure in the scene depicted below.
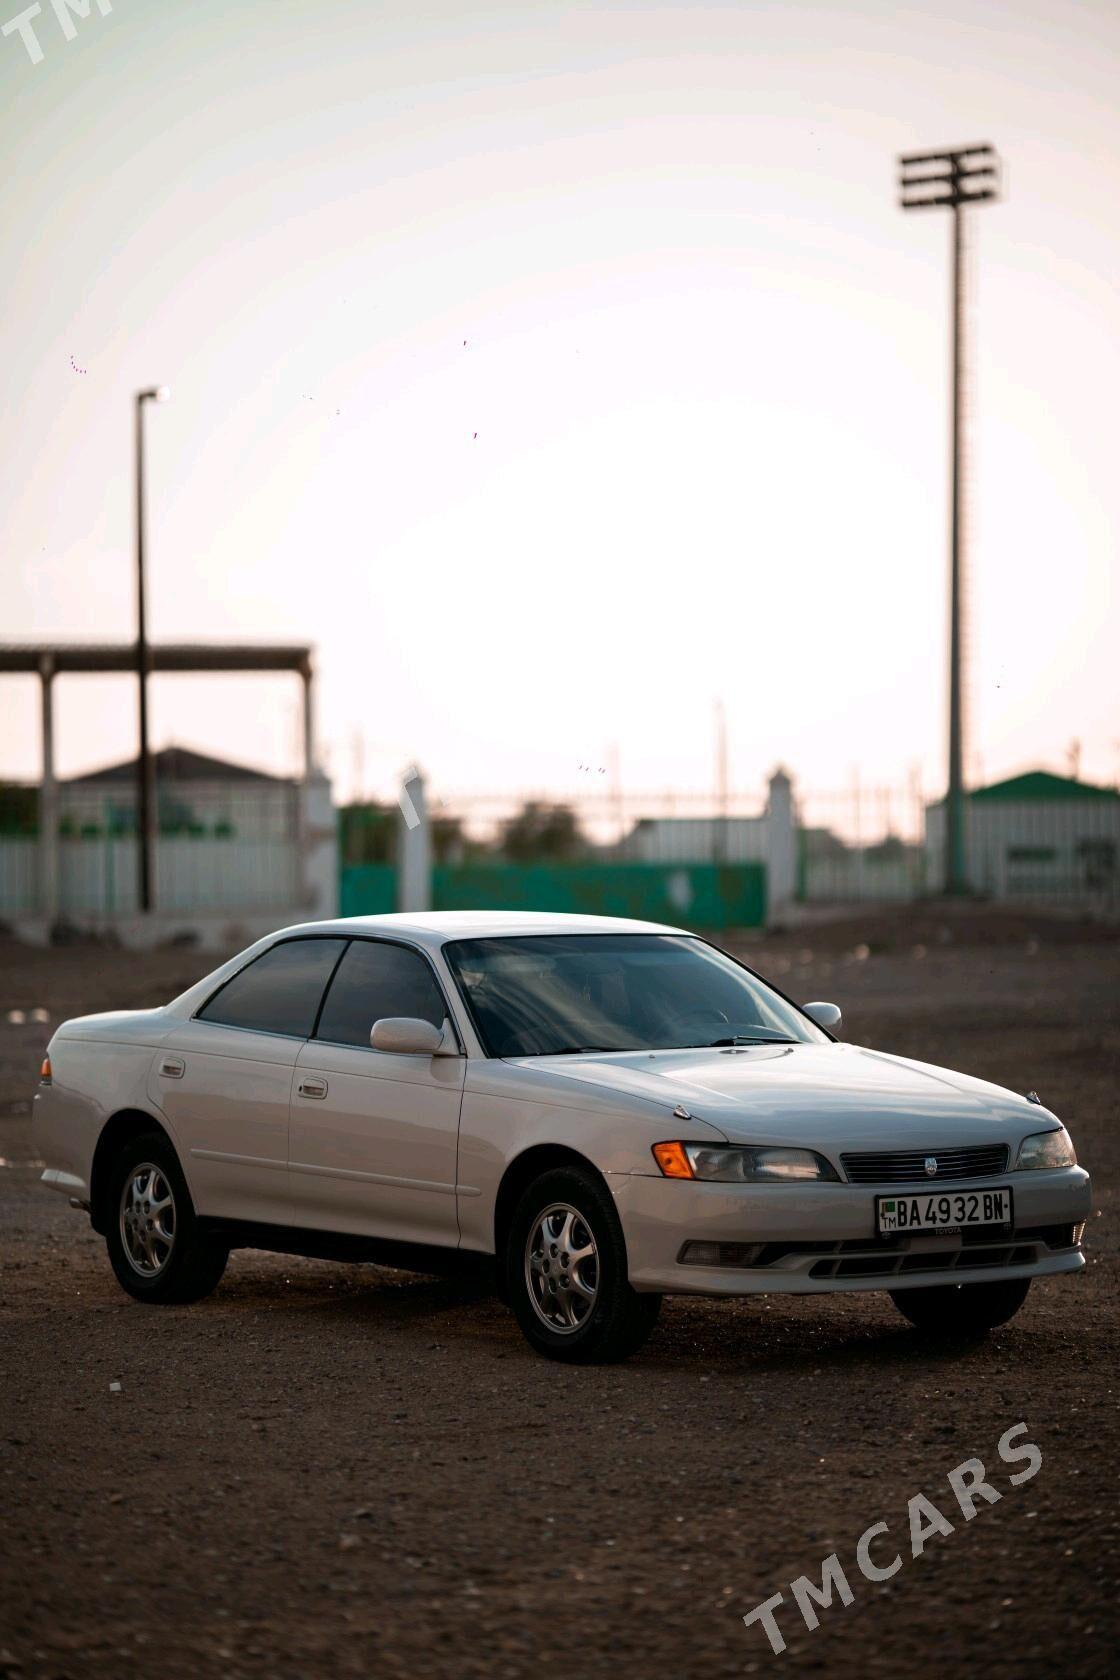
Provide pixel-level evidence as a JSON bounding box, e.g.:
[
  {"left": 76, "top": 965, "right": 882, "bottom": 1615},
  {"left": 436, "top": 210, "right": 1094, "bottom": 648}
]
[
  {"left": 0, "top": 643, "right": 312, "bottom": 677},
  {"left": 0, "top": 641, "right": 316, "bottom": 922}
]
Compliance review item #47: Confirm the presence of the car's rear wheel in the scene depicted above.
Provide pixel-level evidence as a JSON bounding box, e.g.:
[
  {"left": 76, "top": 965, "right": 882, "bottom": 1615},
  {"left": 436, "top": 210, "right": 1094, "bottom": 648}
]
[
  {"left": 507, "top": 1166, "right": 661, "bottom": 1362},
  {"left": 889, "top": 1276, "right": 1031, "bottom": 1334},
  {"left": 106, "top": 1130, "right": 228, "bottom": 1305}
]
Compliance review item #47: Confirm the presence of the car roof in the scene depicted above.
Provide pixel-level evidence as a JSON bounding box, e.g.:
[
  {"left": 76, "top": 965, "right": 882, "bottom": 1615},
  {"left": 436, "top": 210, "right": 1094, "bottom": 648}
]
[
  {"left": 161, "top": 911, "right": 699, "bottom": 1026},
  {"left": 273, "top": 909, "right": 687, "bottom": 951}
]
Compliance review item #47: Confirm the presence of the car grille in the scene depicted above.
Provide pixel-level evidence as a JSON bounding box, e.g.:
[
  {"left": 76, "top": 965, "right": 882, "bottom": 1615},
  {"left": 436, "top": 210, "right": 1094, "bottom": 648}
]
[
  {"left": 840, "top": 1144, "right": 1010, "bottom": 1184},
  {"left": 803, "top": 1225, "right": 1080, "bottom": 1281},
  {"left": 809, "top": 1241, "right": 1036, "bottom": 1280},
  {"left": 689, "top": 1225, "right": 1081, "bottom": 1277}
]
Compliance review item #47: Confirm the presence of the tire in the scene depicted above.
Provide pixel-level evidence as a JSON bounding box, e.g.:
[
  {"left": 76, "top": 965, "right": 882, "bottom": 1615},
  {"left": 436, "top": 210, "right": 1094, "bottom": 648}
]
[
  {"left": 889, "top": 1276, "right": 1031, "bottom": 1334},
  {"left": 507, "top": 1165, "right": 661, "bottom": 1363},
  {"left": 105, "top": 1129, "right": 228, "bottom": 1305}
]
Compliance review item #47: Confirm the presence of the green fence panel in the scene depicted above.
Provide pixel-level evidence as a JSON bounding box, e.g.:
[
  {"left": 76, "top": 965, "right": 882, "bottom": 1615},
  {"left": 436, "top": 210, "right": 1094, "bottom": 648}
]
[
  {"left": 339, "top": 862, "right": 766, "bottom": 927},
  {"left": 338, "top": 863, "right": 397, "bottom": 917},
  {"left": 430, "top": 862, "right": 765, "bottom": 929}
]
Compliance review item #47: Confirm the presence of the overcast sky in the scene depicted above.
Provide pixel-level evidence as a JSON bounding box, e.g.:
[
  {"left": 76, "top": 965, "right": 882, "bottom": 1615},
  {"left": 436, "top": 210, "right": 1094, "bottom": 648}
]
[{"left": 1, "top": 0, "right": 1116, "bottom": 813}]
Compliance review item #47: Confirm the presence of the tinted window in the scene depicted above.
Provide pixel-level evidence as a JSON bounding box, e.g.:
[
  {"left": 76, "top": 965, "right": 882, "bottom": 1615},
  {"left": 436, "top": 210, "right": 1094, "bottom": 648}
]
[
  {"left": 198, "top": 938, "right": 345, "bottom": 1038},
  {"left": 443, "top": 934, "right": 828, "bottom": 1057},
  {"left": 315, "top": 939, "right": 447, "bottom": 1047}
]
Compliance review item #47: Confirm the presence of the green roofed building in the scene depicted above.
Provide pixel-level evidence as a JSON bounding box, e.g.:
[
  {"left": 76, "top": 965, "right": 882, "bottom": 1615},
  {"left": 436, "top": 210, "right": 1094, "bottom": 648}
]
[{"left": 925, "top": 770, "right": 1120, "bottom": 903}]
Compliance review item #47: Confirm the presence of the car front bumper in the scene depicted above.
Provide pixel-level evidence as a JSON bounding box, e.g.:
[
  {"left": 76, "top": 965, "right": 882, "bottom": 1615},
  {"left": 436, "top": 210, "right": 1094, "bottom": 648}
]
[{"left": 612, "top": 1166, "right": 1091, "bottom": 1295}]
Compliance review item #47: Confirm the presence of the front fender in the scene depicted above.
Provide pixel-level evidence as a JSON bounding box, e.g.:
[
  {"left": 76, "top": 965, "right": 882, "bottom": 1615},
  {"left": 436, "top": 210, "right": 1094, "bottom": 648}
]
[{"left": 455, "top": 1061, "right": 726, "bottom": 1253}]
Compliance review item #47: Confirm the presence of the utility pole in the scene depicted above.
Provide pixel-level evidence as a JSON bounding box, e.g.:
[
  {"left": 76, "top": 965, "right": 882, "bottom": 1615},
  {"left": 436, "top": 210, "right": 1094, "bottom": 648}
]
[
  {"left": 714, "top": 698, "right": 729, "bottom": 865},
  {"left": 134, "top": 385, "right": 170, "bottom": 911},
  {"left": 898, "top": 144, "right": 1000, "bottom": 895},
  {"left": 608, "top": 741, "right": 624, "bottom": 848}
]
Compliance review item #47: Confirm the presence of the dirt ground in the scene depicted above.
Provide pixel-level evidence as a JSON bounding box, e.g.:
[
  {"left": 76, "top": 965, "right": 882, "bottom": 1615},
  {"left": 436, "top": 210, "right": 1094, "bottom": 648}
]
[{"left": 1, "top": 907, "right": 1117, "bottom": 1679}]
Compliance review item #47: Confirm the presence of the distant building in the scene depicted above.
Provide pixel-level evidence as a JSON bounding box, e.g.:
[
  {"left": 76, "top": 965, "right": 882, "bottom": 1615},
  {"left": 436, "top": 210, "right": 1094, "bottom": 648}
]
[
  {"left": 925, "top": 770, "right": 1120, "bottom": 901},
  {"left": 0, "top": 743, "right": 336, "bottom": 943},
  {"left": 619, "top": 815, "right": 767, "bottom": 865},
  {"left": 0, "top": 638, "right": 332, "bottom": 945},
  {"left": 798, "top": 828, "right": 925, "bottom": 904},
  {"left": 61, "top": 745, "right": 295, "bottom": 838},
  {"left": 618, "top": 806, "right": 924, "bottom": 905}
]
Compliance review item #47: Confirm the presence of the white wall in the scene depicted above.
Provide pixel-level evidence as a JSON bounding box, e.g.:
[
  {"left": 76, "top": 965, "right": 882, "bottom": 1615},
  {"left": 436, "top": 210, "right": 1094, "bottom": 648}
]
[
  {"left": 802, "top": 853, "right": 925, "bottom": 903},
  {"left": 926, "top": 797, "right": 1120, "bottom": 901},
  {"left": 0, "top": 774, "right": 339, "bottom": 944},
  {"left": 624, "top": 816, "right": 768, "bottom": 863},
  {"left": 0, "top": 839, "right": 38, "bottom": 915}
]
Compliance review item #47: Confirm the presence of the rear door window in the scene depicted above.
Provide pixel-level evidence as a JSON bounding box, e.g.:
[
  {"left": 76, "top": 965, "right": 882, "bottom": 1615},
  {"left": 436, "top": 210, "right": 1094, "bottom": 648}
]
[
  {"left": 315, "top": 939, "right": 447, "bottom": 1048},
  {"left": 197, "top": 938, "right": 345, "bottom": 1038}
]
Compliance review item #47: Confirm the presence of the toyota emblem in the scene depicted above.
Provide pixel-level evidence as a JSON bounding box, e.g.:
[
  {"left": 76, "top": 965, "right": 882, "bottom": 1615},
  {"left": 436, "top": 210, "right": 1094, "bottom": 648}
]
[{"left": 924, "top": 1156, "right": 938, "bottom": 1177}]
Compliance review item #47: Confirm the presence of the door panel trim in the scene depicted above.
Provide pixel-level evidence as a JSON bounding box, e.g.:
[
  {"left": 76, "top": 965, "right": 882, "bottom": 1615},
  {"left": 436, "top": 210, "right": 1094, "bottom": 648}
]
[
  {"left": 287, "top": 1158, "right": 480, "bottom": 1195},
  {"left": 288, "top": 1159, "right": 453, "bottom": 1193},
  {"left": 190, "top": 1148, "right": 288, "bottom": 1170}
]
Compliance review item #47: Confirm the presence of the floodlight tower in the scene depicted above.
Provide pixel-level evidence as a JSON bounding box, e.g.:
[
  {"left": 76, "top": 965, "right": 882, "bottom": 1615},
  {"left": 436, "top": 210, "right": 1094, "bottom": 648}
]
[{"left": 898, "top": 144, "right": 1000, "bottom": 895}]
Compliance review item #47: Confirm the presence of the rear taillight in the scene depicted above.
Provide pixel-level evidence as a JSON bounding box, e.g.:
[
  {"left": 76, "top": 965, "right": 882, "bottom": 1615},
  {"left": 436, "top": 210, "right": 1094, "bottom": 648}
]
[{"left": 39, "top": 1055, "right": 52, "bottom": 1085}]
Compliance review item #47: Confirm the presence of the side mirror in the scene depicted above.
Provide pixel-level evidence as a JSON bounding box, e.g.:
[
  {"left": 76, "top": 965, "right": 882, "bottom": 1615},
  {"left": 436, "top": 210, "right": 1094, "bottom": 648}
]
[
  {"left": 804, "top": 1000, "right": 842, "bottom": 1032},
  {"left": 370, "top": 1016, "right": 460, "bottom": 1056}
]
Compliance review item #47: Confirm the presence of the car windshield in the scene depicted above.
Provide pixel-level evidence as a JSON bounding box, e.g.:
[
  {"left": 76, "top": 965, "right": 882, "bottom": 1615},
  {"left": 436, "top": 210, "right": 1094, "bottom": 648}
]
[{"left": 442, "top": 933, "right": 828, "bottom": 1058}]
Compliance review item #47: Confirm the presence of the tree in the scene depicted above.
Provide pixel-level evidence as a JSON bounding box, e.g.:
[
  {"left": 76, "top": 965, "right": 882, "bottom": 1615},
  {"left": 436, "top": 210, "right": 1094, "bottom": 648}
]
[
  {"left": 864, "top": 834, "right": 908, "bottom": 863},
  {"left": 0, "top": 783, "right": 38, "bottom": 835},
  {"left": 502, "top": 801, "right": 585, "bottom": 863},
  {"left": 339, "top": 802, "right": 396, "bottom": 865},
  {"left": 431, "top": 813, "right": 468, "bottom": 865}
]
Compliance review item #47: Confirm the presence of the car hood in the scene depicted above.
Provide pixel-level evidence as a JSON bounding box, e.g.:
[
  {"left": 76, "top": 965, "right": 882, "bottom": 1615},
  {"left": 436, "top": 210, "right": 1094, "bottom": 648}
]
[{"left": 513, "top": 1041, "right": 1048, "bottom": 1151}]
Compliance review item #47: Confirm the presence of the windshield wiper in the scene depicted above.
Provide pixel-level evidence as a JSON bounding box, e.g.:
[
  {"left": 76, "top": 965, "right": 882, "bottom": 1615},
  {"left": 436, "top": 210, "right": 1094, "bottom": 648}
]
[
  {"left": 704, "top": 1035, "right": 800, "bottom": 1047},
  {"left": 534, "top": 1045, "right": 629, "bottom": 1056}
]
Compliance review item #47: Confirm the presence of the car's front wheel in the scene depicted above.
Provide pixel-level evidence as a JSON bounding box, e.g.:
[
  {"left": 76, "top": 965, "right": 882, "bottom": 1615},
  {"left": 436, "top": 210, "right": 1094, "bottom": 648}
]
[
  {"left": 507, "top": 1166, "right": 661, "bottom": 1362},
  {"left": 889, "top": 1276, "right": 1031, "bottom": 1334},
  {"left": 106, "top": 1130, "right": 228, "bottom": 1305}
]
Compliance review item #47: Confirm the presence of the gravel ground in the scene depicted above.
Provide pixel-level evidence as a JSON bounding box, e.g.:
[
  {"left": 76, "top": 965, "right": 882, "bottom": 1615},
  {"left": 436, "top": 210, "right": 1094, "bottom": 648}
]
[{"left": 0, "top": 908, "right": 1117, "bottom": 1679}]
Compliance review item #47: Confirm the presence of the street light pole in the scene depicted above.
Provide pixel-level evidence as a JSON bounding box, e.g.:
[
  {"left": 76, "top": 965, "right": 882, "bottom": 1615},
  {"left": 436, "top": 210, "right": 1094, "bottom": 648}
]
[
  {"left": 948, "top": 197, "right": 965, "bottom": 897},
  {"left": 134, "top": 385, "right": 170, "bottom": 913},
  {"left": 898, "top": 144, "right": 999, "bottom": 896}
]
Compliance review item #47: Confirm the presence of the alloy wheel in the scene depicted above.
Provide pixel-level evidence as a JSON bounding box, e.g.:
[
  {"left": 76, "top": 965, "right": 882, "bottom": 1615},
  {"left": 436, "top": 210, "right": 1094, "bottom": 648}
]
[
  {"left": 119, "top": 1162, "right": 176, "bottom": 1278},
  {"left": 524, "top": 1203, "right": 599, "bottom": 1334}
]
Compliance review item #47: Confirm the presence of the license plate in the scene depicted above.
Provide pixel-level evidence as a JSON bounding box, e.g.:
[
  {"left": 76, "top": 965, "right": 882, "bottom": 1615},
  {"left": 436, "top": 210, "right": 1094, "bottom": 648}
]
[{"left": 877, "top": 1187, "right": 1012, "bottom": 1235}]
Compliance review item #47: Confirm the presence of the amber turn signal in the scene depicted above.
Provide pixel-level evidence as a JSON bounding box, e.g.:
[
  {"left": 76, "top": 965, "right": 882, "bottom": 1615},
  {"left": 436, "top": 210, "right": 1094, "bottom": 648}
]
[
  {"left": 39, "top": 1055, "right": 52, "bottom": 1084},
  {"left": 652, "top": 1140, "right": 694, "bottom": 1179}
]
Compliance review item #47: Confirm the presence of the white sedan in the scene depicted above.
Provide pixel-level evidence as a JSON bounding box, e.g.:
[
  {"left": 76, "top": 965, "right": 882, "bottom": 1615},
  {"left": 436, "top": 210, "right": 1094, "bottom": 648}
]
[{"left": 35, "top": 911, "right": 1090, "bottom": 1362}]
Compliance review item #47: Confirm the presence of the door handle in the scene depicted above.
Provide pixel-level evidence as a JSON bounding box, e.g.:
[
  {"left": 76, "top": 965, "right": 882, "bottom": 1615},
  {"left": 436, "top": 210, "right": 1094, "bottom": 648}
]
[
  {"left": 298, "top": 1077, "right": 328, "bottom": 1100},
  {"left": 159, "top": 1056, "right": 185, "bottom": 1079}
]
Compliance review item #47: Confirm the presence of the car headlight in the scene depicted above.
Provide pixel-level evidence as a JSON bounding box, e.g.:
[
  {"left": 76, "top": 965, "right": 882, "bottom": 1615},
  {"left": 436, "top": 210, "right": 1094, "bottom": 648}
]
[
  {"left": 652, "top": 1141, "right": 840, "bottom": 1182},
  {"left": 1015, "top": 1127, "right": 1076, "bottom": 1170}
]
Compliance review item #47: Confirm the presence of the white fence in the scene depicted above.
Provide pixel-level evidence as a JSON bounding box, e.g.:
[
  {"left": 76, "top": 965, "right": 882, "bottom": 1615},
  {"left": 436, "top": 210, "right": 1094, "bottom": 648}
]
[
  {"left": 0, "top": 835, "right": 301, "bottom": 917},
  {"left": 802, "top": 852, "right": 926, "bottom": 904},
  {"left": 0, "top": 774, "right": 338, "bottom": 943},
  {"left": 0, "top": 839, "right": 38, "bottom": 915},
  {"left": 927, "top": 794, "right": 1119, "bottom": 906},
  {"left": 431, "top": 775, "right": 1117, "bottom": 908},
  {"left": 620, "top": 815, "right": 768, "bottom": 864},
  {"left": 5, "top": 767, "right": 1114, "bottom": 925}
]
